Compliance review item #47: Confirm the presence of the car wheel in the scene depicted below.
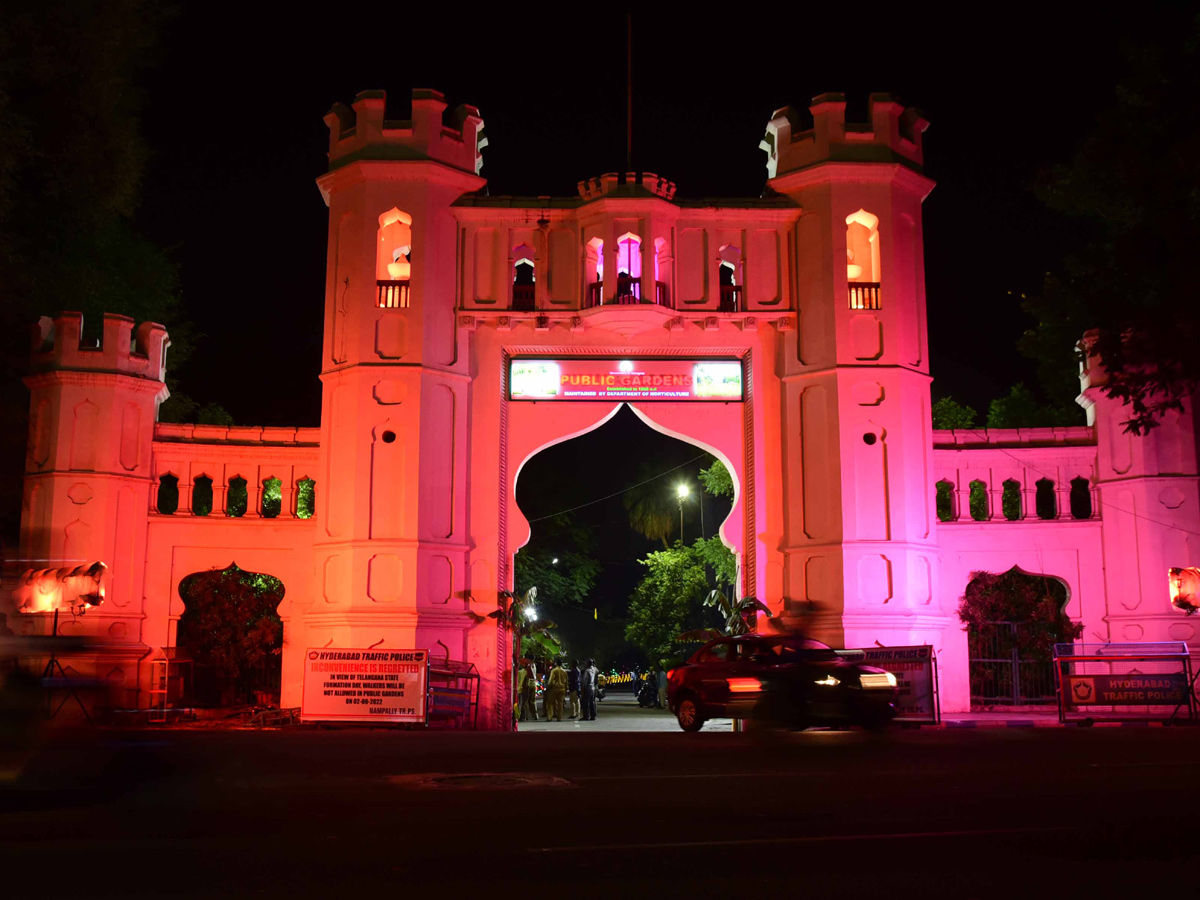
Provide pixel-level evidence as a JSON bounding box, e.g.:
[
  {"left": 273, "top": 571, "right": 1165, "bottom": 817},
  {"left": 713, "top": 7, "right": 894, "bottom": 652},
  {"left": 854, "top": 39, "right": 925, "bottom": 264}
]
[{"left": 676, "top": 695, "right": 705, "bottom": 732}]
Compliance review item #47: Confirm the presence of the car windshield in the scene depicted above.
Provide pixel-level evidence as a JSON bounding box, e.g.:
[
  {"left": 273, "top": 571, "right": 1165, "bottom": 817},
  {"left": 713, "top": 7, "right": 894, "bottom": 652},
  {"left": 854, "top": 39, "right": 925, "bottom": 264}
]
[{"left": 747, "top": 638, "right": 838, "bottom": 662}]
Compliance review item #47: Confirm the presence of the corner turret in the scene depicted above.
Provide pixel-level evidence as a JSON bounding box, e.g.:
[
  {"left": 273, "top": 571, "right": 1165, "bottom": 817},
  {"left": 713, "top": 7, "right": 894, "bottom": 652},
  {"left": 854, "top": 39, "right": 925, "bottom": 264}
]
[
  {"left": 30, "top": 312, "right": 169, "bottom": 383},
  {"left": 760, "top": 92, "right": 928, "bottom": 180},
  {"left": 323, "top": 88, "right": 487, "bottom": 178}
]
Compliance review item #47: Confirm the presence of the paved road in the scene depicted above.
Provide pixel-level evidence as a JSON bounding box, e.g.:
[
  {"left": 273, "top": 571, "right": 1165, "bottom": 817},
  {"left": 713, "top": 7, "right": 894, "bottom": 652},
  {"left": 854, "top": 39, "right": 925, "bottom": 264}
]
[
  {"left": 519, "top": 690, "right": 732, "bottom": 731},
  {"left": 2, "top": 723, "right": 1197, "bottom": 897}
]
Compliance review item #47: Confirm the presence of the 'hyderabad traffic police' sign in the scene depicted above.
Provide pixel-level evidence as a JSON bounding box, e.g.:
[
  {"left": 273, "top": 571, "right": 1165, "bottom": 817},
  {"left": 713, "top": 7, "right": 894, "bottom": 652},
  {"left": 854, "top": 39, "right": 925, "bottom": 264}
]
[{"left": 301, "top": 648, "right": 428, "bottom": 724}]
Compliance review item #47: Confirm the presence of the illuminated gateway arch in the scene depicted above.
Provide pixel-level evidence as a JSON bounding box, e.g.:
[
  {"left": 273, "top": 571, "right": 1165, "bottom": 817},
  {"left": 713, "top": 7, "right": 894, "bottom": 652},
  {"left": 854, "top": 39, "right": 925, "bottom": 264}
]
[{"left": 13, "top": 89, "right": 1200, "bottom": 727}]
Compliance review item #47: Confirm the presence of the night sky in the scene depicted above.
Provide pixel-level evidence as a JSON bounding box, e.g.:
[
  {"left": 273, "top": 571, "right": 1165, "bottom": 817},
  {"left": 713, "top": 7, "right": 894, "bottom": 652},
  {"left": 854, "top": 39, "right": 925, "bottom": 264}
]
[{"left": 131, "top": 5, "right": 1179, "bottom": 621}]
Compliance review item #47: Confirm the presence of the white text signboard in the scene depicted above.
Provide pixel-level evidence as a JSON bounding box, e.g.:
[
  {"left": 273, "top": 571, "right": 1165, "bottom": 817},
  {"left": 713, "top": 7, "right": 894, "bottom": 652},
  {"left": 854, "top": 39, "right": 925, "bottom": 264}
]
[
  {"left": 301, "top": 648, "right": 428, "bottom": 724},
  {"left": 858, "top": 645, "right": 938, "bottom": 723}
]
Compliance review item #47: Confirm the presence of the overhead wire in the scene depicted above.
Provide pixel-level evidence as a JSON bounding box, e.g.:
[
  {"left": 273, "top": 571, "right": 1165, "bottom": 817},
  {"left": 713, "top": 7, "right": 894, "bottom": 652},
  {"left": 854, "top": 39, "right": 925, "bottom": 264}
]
[{"left": 524, "top": 452, "right": 710, "bottom": 524}]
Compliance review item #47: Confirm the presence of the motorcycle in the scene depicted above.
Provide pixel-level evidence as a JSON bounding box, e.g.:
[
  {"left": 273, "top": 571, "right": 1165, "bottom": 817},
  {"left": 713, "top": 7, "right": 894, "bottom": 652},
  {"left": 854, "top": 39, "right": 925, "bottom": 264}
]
[{"left": 636, "top": 681, "right": 659, "bottom": 708}]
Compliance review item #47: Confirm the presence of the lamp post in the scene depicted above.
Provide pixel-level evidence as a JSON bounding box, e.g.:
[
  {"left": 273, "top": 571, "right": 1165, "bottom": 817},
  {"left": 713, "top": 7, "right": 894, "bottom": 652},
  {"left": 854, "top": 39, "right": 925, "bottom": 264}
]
[{"left": 676, "top": 483, "right": 690, "bottom": 541}]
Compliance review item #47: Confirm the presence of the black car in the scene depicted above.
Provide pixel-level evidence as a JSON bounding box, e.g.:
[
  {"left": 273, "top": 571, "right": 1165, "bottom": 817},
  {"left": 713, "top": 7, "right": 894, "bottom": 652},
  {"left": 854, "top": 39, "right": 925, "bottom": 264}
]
[{"left": 666, "top": 635, "right": 898, "bottom": 732}]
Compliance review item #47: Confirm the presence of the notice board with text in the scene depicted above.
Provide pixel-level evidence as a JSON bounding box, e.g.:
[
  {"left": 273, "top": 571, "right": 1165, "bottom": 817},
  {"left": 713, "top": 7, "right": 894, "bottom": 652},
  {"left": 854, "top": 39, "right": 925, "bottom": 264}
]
[{"left": 301, "top": 648, "right": 428, "bottom": 724}]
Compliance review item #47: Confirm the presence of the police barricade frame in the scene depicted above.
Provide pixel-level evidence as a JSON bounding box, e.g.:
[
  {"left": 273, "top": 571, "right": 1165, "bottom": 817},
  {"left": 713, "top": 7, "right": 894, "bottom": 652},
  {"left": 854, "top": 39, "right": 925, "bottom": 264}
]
[{"left": 1052, "top": 642, "right": 1197, "bottom": 726}]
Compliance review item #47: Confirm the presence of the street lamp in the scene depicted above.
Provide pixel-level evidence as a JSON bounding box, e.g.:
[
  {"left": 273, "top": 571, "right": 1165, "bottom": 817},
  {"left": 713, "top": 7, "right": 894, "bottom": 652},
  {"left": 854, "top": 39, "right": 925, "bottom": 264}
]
[{"left": 676, "top": 483, "right": 690, "bottom": 540}]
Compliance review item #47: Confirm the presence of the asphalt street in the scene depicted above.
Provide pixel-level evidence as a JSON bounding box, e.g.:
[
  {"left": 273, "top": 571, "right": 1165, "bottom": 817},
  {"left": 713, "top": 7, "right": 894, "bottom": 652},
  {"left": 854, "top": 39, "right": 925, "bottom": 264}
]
[{"left": 1, "top": 717, "right": 1196, "bottom": 898}]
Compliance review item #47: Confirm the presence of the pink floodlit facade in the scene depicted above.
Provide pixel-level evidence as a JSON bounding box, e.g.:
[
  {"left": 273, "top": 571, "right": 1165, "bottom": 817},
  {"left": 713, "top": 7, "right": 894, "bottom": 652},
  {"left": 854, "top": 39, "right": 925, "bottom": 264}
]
[{"left": 10, "top": 89, "right": 1200, "bottom": 725}]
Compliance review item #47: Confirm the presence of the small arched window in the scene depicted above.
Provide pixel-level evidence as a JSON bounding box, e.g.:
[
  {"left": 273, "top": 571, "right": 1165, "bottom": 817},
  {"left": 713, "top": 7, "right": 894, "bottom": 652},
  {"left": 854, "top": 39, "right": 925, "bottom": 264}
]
[
  {"left": 296, "top": 478, "right": 316, "bottom": 519},
  {"left": 718, "top": 244, "right": 742, "bottom": 312},
  {"left": 1002, "top": 479, "right": 1022, "bottom": 521},
  {"left": 968, "top": 479, "right": 989, "bottom": 521},
  {"left": 585, "top": 237, "right": 604, "bottom": 308},
  {"left": 226, "top": 476, "right": 248, "bottom": 518},
  {"left": 157, "top": 474, "right": 179, "bottom": 515},
  {"left": 1035, "top": 479, "right": 1057, "bottom": 519},
  {"left": 935, "top": 480, "right": 956, "bottom": 522},
  {"left": 512, "top": 242, "right": 536, "bottom": 311},
  {"left": 846, "top": 209, "right": 881, "bottom": 310},
  {"left": 261, "top": 477, "right": 282, "bottom": 518},
  {"left": 1070, "top": 477, "right": 1093, "bottom": 519},
  {"left": 653, "top": 237, "right": 670, "bottom": 306},
  {"left": 615, "top": 232, "right": 642, "bottom": 302},
  {"left": 193, "top": 475, "right": 214, "bottom": 517},
  {"left": 376, "top": 208, "right": 412, "bottom": 309}
]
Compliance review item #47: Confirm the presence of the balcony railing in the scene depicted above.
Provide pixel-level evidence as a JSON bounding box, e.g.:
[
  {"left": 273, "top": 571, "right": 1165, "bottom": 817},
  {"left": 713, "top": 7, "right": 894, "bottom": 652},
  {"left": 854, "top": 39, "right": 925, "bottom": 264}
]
[
  {"left": 848, "top": 282, "right": 881, "bottom": 310},
  {"left": 512, "top": 283, "right": 535, "bottom": 311},
  {"left": 582, "top": 278, "right": 676, "bottom": 310},
  {"left": 612, "top": 276, "right": 642, "bottom": 304},
  {"left": 377, "top": 279, "right": 410, "bottom": 309},
  {"left": 719, "top": 284, "right": 743, "bottom": 312}
]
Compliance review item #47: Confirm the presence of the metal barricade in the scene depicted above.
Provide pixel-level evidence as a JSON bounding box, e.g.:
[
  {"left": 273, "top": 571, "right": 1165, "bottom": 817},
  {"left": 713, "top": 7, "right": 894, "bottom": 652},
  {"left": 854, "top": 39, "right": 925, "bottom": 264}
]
[{"left": 1053, "top": 642, "right": 1196, "bottom": 725}]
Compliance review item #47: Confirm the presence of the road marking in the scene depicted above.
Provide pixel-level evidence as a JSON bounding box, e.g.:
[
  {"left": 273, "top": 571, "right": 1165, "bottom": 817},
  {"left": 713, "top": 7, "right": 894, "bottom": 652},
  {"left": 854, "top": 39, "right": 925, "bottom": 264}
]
[{"left": 533, "top": 826, "right": 1067, "bottom": 853}]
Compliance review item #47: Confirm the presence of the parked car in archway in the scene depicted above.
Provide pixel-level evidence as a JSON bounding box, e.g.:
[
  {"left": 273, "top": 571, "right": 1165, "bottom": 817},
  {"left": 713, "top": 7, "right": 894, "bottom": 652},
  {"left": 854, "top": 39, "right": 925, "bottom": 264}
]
[{"left": 667, "top": 635, "right": 898, "bottom": 732}]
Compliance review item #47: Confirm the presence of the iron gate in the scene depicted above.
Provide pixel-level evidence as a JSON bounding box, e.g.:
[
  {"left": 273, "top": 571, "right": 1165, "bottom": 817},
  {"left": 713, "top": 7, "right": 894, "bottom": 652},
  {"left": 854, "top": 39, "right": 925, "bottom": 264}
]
[{"left": 968, "top": 621, "right": 1057, "bottom": 705}]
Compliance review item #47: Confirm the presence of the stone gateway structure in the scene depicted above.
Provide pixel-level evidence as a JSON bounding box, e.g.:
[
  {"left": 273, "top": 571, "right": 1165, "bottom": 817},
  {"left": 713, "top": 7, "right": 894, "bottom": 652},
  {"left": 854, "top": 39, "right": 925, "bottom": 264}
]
[{"left": 11, "top": 89, "right": 1200, "bottom": 727}]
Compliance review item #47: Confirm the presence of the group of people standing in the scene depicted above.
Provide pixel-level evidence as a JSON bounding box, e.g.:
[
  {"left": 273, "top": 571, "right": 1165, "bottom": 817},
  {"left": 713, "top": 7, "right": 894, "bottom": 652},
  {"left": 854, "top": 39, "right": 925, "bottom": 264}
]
[{"left": 517, "top": 658, "right": 601, "bottom": 722}]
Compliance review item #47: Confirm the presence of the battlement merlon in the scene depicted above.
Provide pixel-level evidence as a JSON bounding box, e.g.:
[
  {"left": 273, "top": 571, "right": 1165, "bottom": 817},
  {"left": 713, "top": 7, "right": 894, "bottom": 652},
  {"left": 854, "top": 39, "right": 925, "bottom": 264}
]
[
  {"left": 576, "top": 171, "right": 677, "bottom": 201},
  {"left": 760, "top": 92, "right": 929, "bottom": 180},
  {"left": 324, "top": 88, "right": 487, "bottom": 177},
  {"left": 29, "top": 312, "right": 169, "bottom": 383}
]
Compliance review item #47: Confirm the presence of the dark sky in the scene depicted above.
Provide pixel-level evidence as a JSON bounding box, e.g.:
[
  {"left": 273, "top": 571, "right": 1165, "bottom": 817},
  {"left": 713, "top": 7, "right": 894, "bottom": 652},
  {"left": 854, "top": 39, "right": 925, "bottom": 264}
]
[{"left": 139, "top": 5, "right": 1179, "bottom": 428}]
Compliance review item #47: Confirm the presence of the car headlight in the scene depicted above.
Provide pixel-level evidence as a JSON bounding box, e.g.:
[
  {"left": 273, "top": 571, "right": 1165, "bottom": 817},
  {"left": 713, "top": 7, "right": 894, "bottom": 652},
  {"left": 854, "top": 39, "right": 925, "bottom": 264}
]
[
  {"left": 814, "top": 675, "right": 840, "bottom": 687},
  {"left": 859, "top": 672, "right": 897, "bottom": 689}
]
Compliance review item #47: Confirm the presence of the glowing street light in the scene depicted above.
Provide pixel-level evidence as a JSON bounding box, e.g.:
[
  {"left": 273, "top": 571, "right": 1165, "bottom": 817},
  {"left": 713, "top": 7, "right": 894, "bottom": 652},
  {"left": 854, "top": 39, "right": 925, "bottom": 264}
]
[
  {"left": 676, "top": 483, "right": 691, "bottom": 540},
  {"left": 551, "top": 557, "right": 559, "bottom": 565}
]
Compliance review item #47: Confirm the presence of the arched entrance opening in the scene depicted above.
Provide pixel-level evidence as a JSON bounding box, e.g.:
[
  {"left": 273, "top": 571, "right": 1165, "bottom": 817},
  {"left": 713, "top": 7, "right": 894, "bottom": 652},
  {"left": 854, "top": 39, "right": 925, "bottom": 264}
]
[
  {"left": 511, "top": 404, "right": 742, "bottom": 717},
  {"left": 177, "top": 563, "right": 285, "bottom": 707},
  {"left": 959, "top": 566, "right": 1081, "bottom": 706}
]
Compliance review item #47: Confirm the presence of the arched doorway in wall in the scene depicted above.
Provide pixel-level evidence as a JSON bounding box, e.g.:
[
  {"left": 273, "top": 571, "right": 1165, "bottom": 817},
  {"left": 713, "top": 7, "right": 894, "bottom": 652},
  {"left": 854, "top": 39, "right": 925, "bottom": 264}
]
[
  {"left": 960, "top": 566, "right": 1081, "bottom": 706},
  {"left": 510, "top": 404, "right": 743, "bottom": 713},
  {"left": 177, "top": 563, "right": 285, "bottom": 707}
]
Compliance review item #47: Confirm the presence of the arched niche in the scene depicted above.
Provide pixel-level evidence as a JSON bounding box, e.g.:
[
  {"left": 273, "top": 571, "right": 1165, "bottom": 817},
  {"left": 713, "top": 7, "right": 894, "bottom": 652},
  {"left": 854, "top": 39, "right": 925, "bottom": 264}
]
[{"left": 506, "top": 398, "right": 748, "bottom": 596}]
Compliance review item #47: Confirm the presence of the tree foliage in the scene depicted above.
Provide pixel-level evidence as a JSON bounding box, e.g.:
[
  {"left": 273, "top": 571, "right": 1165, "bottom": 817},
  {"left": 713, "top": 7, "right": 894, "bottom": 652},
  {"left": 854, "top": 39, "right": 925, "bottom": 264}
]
[
  {"left": 625, "top": 543, "right": 709, "bottom": 662},
  {"left": 931, "top": 396, "right": 977, "bottom": 430},
  {"left": 1020, "top": 18, "right": 1200, "bottom": 433},
  {"left": 985, "top": 383, "right": 1070, "bottom": 430},
  {"left": 514, "top": 513, "right": 601, "bottom": 607},
  {"left": 0, "top": 4, "right": 205, "bottom": 541},
  {"left": 692, "top": 535, "right": 737, "bottom": 594},
  {"left": 622, "top": 461, "right": 681, "bottom": 547},
  {"left": 698, "top": 458, "right": 734, "bottom": 499},
  {"left": 958, "top": 567, "right": 1082, "bottom": 663},
  {"left": 177, "top": 563, "right": 285, "bottom": 705}
]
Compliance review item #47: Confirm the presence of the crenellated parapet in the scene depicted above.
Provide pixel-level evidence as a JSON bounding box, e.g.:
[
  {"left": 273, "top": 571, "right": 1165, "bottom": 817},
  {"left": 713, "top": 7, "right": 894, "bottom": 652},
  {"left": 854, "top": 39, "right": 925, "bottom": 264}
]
[
  {"left": 760, "top": 92, "right": 928, "bottom": 180},
  {"left": 30, "top": 312, "right": 169, "bottom": 385},
  {"left": 324, "top": 88, "right": 487, "bottom": 176},
  {"left": 576, "top": 171, "right": 677, "bottom": 201}
]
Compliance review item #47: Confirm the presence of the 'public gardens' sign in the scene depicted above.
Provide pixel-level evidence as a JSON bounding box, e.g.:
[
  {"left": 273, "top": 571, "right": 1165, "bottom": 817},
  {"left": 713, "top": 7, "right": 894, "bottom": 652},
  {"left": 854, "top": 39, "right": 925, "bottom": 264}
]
[
  {"left": 509, "top": 358, "right": 743, "bottom": 401},
  {"left": 301, "top": 648, "right": 428, "bottom": 724}
]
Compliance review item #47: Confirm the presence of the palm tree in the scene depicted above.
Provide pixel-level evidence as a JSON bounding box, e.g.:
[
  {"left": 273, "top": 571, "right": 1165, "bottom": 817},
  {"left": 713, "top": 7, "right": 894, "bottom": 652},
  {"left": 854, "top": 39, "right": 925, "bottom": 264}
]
[
  {"left": 677, "top": 590, "right": 773, "bottom": 644},
  {"left": 623, "top": 462, "right": 680, "bottom": 547}
]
